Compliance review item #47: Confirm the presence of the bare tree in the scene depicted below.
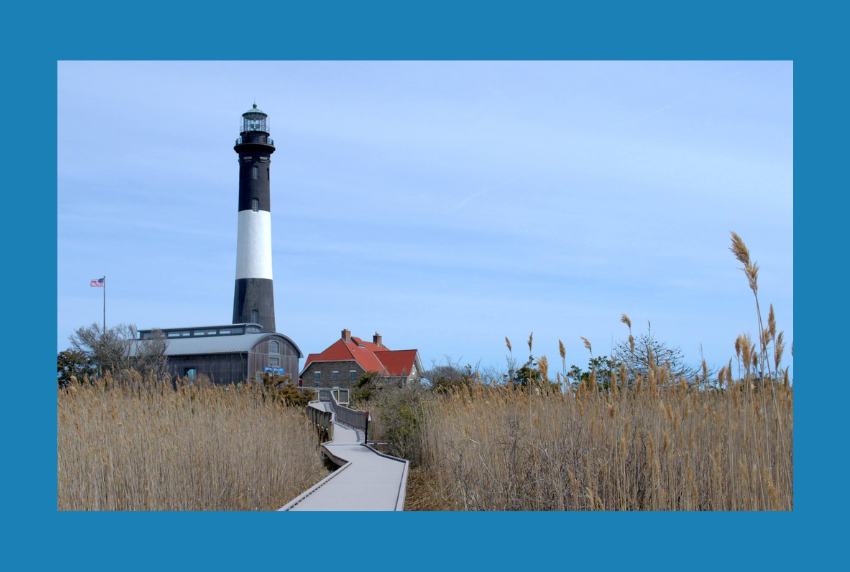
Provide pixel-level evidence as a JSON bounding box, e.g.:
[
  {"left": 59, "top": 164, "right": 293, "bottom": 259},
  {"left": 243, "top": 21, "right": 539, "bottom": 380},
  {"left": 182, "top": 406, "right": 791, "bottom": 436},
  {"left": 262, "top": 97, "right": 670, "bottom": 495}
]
[
  {"left": 612, "top": 331, "right": 698, "bottom": 380},
  {"left": 134, "top": 329, "right": 169, "bottom": 380},
  {"left": 425, "top": 356, "right": 481, "bottom": 392},
  {"left": 69, "top": 323, "right": 138, "bottom": 373}
]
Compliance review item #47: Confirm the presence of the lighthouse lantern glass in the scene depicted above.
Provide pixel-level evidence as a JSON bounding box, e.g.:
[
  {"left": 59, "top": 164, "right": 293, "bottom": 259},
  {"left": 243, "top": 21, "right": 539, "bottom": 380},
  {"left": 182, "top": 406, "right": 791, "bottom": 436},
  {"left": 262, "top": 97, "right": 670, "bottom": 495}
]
[{"left": 243, "top": 114, "right": 268, "bottom": 133}]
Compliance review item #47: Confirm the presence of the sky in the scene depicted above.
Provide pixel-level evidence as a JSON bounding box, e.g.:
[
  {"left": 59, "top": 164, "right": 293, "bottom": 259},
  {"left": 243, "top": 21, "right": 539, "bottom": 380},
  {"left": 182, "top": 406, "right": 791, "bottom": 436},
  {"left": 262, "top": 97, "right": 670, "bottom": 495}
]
[{"left": 57, "top": 61, "right": 793, "bottom": 377}]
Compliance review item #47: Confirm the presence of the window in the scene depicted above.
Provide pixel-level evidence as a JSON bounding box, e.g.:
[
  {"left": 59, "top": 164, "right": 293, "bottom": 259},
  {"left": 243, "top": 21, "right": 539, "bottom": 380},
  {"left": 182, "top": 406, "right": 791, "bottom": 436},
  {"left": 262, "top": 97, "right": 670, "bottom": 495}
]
[
  {"left": 252, "top": 198, "right": 259, "bottom": 212},
  {"left": 183, "top": 368, "right": 197, "bottom": 379},
  {"left": 315, "top": 371, "right": 321, "bottom": 383},
  {"left": 269, "top": 357, "right": 280, "bottom": 367},
  {"left": 333, "top": 371, "right": 339, "bottom": 382},
  {"left": 252, "top": 309, "right": 259, "bottom": 323},
  {"left": 219, "top": 329, "right": 231, "bottom": 335},
  {"left": 269, "top": 341, "right": 280, "bottom": 354},
  {"left": 350, "top": 370, "right": 357, "bottom": 381},
  {"left": 252, "top": 166, "right": 259, "bottom": 179}
]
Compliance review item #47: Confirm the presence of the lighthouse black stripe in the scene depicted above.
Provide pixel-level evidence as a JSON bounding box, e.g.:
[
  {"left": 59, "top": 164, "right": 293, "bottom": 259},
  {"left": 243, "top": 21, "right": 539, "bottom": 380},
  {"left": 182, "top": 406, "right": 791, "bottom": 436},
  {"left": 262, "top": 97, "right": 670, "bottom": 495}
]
[
  {"left": 233, "top": 278, "right": 276, "bottom": 333},
  {"left": 237, "top": 156, "right": 272, "bottom": 212}
]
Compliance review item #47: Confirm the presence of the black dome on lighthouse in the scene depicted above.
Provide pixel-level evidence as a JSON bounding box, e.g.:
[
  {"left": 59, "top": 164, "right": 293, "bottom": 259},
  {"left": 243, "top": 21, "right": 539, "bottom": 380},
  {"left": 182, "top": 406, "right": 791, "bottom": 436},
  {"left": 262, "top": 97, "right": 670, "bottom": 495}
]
[{"left": 243, "top": 103, "right": 267, "bottom": 116}]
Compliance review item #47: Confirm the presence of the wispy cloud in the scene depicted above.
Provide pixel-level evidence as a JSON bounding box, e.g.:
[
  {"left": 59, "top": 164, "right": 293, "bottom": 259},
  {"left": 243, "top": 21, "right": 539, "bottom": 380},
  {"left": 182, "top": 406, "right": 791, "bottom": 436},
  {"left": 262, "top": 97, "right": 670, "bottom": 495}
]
[{"left": 455, "top": 175, "right": 521, "bottom": 211}]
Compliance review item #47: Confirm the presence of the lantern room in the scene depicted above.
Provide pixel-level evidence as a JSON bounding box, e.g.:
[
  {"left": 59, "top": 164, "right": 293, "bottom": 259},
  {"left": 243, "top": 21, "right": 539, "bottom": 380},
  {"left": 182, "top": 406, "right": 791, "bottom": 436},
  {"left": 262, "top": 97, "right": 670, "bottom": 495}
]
[{"left": 241, "top": 103, "right": 269, "bottom": 133}]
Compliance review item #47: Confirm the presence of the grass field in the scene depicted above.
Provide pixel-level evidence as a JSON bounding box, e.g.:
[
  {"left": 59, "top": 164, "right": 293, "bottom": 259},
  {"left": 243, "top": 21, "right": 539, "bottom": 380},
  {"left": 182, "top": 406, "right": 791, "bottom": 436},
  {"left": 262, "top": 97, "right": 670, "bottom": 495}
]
[
  {"left": 58, "top": 373, "right": 328, "bottom": 511},
  {"left": 403, "top": 380, "right": 792, "bottom": 511}
]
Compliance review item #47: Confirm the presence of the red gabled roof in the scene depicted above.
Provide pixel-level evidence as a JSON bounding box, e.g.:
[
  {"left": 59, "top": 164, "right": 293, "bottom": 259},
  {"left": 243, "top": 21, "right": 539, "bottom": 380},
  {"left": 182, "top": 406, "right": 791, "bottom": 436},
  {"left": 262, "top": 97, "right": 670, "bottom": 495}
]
[
  {"left": 374, "top": 349, "right": 418, "bottom": 376},
  {"left": 301, "top": 335, "right": 420, "bottom": 378},
  {"left": 351, "top": 337, "right": 388, "bottom": 353},
  {"left": 316, "top": 339, "right": 356, "bottom": 361},
  {"left": 302, "top": 353, "right": 320, "bottom": 370},
  {"left": 346, "top": 340, "right": 388, "bottom": 373}
]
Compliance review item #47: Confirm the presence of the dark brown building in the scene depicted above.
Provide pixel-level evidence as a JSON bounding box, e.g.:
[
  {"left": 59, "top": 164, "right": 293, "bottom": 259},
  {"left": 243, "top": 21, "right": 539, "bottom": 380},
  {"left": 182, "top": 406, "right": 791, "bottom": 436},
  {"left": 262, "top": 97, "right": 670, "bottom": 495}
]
[{"left": 133, "top": 323, "right": 302, "bottom": 385}]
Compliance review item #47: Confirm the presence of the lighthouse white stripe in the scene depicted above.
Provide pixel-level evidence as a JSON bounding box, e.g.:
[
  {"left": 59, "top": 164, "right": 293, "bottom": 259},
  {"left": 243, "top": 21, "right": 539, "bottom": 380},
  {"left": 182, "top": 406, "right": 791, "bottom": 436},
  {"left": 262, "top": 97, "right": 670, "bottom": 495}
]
[{"left": 235, "top": 210, "right": 273, "bottom": 280}]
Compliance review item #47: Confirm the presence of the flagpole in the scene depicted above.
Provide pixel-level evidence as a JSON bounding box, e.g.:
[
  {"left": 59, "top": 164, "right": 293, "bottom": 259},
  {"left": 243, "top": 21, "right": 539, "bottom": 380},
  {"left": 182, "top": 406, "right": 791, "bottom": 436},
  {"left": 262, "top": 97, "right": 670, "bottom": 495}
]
[{"left": 103, "top": 275, "right": 106, "bottom": 332}]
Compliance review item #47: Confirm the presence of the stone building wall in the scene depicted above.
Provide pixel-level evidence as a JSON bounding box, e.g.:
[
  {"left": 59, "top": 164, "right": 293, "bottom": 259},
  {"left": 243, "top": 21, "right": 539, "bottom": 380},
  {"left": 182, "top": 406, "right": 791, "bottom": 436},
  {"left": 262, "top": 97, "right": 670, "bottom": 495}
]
[{"left": 301, "top": 360, "right": 365, "bottom": 388}]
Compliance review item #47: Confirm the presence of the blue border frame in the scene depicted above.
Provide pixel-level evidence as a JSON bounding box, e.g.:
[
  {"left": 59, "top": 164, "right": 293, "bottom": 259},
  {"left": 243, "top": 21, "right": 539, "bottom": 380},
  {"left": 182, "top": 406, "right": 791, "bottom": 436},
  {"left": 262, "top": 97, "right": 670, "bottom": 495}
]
[{"left": 4, "top": 0, "right": 841, "bottom": 568}]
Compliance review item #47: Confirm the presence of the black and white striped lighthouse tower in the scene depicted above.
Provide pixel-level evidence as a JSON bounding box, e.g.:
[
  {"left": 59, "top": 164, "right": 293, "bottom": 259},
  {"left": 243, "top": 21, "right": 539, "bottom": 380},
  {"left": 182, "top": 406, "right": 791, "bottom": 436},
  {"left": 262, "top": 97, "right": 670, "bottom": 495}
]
[{"left": 232, "top": 103, "right": 276, "bottom": 332}]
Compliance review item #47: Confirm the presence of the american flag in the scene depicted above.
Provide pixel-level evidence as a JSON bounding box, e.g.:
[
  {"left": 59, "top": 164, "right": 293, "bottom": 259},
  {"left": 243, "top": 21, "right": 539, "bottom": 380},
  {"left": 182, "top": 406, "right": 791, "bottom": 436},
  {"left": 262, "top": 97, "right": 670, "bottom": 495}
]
[{"left": 90, "top": 278, "right": 104, "bottom": 287}]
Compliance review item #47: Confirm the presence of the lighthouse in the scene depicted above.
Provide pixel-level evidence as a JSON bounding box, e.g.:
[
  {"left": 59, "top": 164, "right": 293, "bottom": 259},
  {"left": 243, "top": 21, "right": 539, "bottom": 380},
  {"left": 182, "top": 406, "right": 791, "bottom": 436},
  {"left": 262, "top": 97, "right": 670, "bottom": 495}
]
[{"left": 232, "top": 103, "right": 276, "bottom": 332}]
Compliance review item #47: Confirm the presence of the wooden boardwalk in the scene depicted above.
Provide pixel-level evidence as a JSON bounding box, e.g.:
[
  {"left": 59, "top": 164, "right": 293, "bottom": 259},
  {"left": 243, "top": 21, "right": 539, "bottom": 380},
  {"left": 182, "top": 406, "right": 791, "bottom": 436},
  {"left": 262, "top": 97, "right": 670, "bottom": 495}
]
[{"left": 279, "top": 401, "right": 409, "bottom": 511}]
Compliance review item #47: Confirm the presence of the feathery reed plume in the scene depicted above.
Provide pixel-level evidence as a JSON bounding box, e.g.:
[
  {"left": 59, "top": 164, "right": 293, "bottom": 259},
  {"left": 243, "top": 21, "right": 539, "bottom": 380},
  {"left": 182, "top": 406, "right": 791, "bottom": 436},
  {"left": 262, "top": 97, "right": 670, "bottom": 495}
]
[
  {"left": 747, "top": 261, "right": 760, "bottom": 293},
  {"left": 581, "top": 337, "right": 592, "bottom": 356},
  {"left": 629, "top": 334, "right": 635, "bottom": 355},
  {"left": 768, "top": 304, "right": 776, "bottom": 339},
  {"left": 538, "top": 356, "right": 549, "bottom": 382},
  {"left": 528, "top": 332, "right": 533, "bottom": 353},
  {"left": 621, "top": 314, "right": 632, "bottom": 331},
  {"left": 505, "top": 337, "right": 512, "bottom": 354},
  {"left": 775, "top": 331, "right": 785, "bottom": 372},
  {"left": 741, "top": 334, "right": 752, "bottom": 376},
  {"left": 735, "top": 335, "right": 742, "bottom": 359},
  {"left": 730, "top": 231, "right": 750, "bottom": 265},
  {"left": 558, "top": 339, "right": 566, "bottom": 378},
  {"left": 730, "top": 231, "right": 759, "bottom": 293}
]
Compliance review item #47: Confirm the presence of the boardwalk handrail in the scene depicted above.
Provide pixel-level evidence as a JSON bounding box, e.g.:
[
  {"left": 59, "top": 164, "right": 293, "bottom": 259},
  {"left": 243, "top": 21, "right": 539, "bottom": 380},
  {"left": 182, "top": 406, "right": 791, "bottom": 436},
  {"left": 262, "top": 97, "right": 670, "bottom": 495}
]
[
  {"left": 330, "top": 391, "right": 368, "bottom": 433},
  {"left": 306, "top": 401, "right": 333, "bottom": 440}
]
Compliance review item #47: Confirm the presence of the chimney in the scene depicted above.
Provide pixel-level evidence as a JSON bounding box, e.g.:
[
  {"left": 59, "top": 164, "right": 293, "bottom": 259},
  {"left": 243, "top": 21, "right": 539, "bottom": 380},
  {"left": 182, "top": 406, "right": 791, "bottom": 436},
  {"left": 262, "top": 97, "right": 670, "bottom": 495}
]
[
  {"left": 373, "top": 332, "right": 382, "bottom": 347},
  {"left": 342, "top": 328, "right": 351, "bottom": 342}
]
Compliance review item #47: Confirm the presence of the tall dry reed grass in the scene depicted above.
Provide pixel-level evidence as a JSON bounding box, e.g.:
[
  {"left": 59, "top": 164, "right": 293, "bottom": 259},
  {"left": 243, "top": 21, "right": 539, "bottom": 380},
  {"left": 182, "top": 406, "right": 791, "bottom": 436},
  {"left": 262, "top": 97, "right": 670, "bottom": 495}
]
[
  {"left": 414, "top": 379, "right": 792, "bottom": 510},
  {"left": 58, "top": 372, "right": 327, "bottom": 511}
]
